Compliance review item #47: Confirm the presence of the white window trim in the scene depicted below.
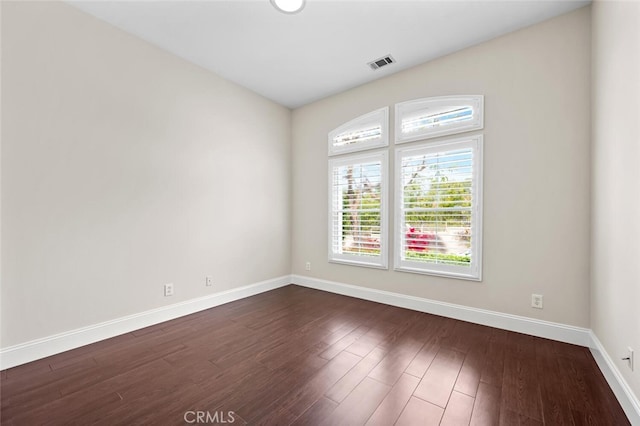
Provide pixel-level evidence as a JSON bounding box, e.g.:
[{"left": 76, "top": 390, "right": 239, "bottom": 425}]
[
  {"left": 328, "top": 150, "right": 388, "bottom": 269},
  {"left": 395, "top": 95, "right": 484, "bottom": 144},
  {"left": 394, "top": 135, "right": 483, "bottom": 281},
  {"left": 328, "top": 107, "right": 389, "bottom": 156}
]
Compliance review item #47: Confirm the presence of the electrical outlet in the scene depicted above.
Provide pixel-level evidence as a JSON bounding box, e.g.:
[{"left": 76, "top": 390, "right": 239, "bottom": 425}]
[
  {"left": 205, "top": 276, "right": 213, "bottom": 287},
  {"left": 305, "top": 261, "right": 311, "bottom": 271},
  {"left": 531, "top": 294, "right": 543, "bottom": 309},
  {"left": 624, "top": 347, "right": 634, "bottom": 371},
  {"left": 164, "top": 283, "right": 174, "bottom": 297}
]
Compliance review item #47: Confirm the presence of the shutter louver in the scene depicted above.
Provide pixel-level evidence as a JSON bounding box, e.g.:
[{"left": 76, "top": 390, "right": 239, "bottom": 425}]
[
  {"left": 329, "top": 152, "right": 388, "bottom": 268},
  {"left": 395, "top": 137, "right": 482, "bottom": 280},
  {"left": 395, "top": 96, "right": 483, "bottom": 143},
  {"left": 328, "top": 107, "right": 389, "bottom": 155}
]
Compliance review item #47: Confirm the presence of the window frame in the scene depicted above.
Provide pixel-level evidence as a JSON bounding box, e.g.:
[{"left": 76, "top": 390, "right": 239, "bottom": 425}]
[
  {"left": 395, "top": 95, "right": 484, "bottom": 144},
  {"left": 328, "top": 150, "right": 388, "bottom": 269},
  {"left": 394, "top": 135, "right": 483, "bottom": 280},
  {"left": 328, "top": 107, "right": 389, "bottom": 156}
]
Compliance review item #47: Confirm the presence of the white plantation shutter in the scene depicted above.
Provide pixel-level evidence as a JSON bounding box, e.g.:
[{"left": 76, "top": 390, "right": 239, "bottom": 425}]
[
  {"left": 329, "top": 151, "right": 388, "bottom": 268},
  {"left": 328, "top": 107, "right": 389, "bottom": 155},
  {"left": 325, "top": 96, "right": 482, "bottom": 277},
  {"left": 332, "top": 124, "right": 382, "bottom": 147},
  {"left": 395, "top": 136, "right": 482, "bottom": 280},
  {"left": 395, "top": 96, "right": 483, "bottom": 143}
]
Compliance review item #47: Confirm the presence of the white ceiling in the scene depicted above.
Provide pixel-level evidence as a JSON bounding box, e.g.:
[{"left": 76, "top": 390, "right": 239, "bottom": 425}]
[{"left": 68, "top": 0, "right": 590, "bottom": 109}]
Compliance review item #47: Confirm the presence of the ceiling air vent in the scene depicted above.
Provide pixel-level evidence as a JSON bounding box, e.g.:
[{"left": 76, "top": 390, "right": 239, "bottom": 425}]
[{"left": 368, "top": 55, "right": 395, "bottom": 70}]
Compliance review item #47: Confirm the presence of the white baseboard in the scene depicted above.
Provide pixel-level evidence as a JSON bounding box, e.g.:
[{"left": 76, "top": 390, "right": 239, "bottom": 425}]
[
  {"left": 589, "top": 332, "right": 640, "bottom": 425},
  {"left": 0, "top": 275, "right": 291, "bottom": 370},
  {"left": 292, "top": 274, "right": 591, "bottom": 346},
  {"left": 3, "top": 273, "right": 638, "bottom": 424}
]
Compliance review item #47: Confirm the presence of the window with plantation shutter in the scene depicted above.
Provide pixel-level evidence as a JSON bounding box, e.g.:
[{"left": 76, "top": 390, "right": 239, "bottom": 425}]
[
  {"left": 395, "top": 136, "right": 483, "bottom": 280},
  {"left": 328, "top": 107, "right": 389, "bottom": 156},
  {"left": 329, "top": 151, "right": 388, "bottom": 268},
  {"left": 395, "top": 96, "right": 483, "bottom": 144}
]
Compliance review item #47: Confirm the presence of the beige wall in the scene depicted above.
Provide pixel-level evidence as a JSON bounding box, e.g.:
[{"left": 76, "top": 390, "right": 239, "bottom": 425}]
[
  {"left": 292, "top": 7, "right": 592, "bottom": 327},
  {"left": 3, "top": 1, "right": 639, "bottom": 408},
  {"left": 1, "top": 1, "right": 291, "bottom": 347},
  {"left": 1, "top": 1, "right": 615, "bottom": 359},
  {"left": 591, "top": 0, "right": 640, "bottom": 399}
]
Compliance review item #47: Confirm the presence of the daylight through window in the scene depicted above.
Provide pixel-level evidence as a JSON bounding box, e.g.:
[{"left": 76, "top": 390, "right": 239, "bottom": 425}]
[
  {"left": 395, "top": 136, "right": 482, "bottom": 280},
  {"left": 329, "top": 152, "right": 388, "bottom": 268}
]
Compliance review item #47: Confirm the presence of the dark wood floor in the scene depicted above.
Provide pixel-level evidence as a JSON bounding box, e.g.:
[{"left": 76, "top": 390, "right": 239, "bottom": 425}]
[{"left": 0, "top": 285, "right": 629, "bottom": 425}]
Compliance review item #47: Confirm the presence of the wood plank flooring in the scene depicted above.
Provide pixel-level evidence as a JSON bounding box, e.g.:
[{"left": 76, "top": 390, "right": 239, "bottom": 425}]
[{"left": 0, "top": 285, "right": 630, "bottom": 425}]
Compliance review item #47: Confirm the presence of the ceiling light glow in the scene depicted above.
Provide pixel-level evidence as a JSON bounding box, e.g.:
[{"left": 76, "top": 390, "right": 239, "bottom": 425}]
[{"left": 270, "top": 0, "right": 305, "bottom": 14}]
